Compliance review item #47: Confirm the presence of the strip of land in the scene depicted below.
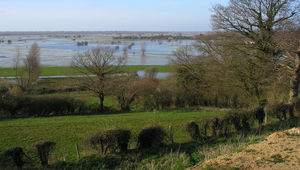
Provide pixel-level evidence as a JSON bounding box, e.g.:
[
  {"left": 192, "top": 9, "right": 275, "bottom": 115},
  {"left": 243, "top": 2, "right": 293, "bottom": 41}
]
[{"left": 0, "top": 65, "right": 173, "bottom": 77}]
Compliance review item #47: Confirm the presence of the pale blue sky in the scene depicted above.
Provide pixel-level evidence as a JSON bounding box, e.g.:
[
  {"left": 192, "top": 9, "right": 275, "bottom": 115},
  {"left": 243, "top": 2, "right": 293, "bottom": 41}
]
[{"left": 0, "top": 0, "right": 228, "bottom": 31}]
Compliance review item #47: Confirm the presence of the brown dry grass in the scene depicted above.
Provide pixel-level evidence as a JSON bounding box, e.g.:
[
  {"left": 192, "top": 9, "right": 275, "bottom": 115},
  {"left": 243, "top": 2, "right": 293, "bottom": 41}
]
[{"left": 189, "top": 128, "right": 300, "bottom": 170}]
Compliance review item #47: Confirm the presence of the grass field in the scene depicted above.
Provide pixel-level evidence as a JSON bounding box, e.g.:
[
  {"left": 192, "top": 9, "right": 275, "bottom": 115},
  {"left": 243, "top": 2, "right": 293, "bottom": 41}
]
[
  {"left": 0, "top": 65, "right": 173, "bottom": 77},
  {"left": 0, "top": 109, "right": 226, "bottom": 162}
]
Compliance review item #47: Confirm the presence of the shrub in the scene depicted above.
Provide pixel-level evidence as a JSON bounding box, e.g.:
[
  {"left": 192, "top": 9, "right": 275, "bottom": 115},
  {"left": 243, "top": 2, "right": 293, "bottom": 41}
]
[
  {"left": 200, "top": 119, "right": 211, "bottom": 137},
  {"left": 254, "top": 106, "right": 265, "bottom": 127},
  {"left": 211, "top": 117, "right": 220, "bottom": 137},
  {"left": 30, "top": 141, "right": 56, "bottom": 167},
  {"left": 0, "top": 81, "right": 9, "bottom": 95},
  {"left": 184, "top": 121, "right": 200, "bottom": 141},
  {"left": 266, "top": 103, "right": 289, "bottom": 121},
  {"left": 229, "top": 111, "right": 243, "bottom": 132},
  {"left": 295, "top": 99, "right": 300, "bottom": 117},
  {"left": 103, "top": 129, "right": 131, "bottom": 153},
  {"left": 83, "top": 129, "right": 131, "bottom": 155},
  {"left": 217, "top": 115, "right": 231, "bottom": 136},
  {"left": 9, "top": 86, "right": 23, "bottom": 96},
  {"left": 137, "top": 126, "right": 168, "bottom": 149},
  {"left": 144, "top": 67, "right": 158, "bottom": 78},
  {"left": 4, "top": 147, "right": 24, "bottom": 169},
  {"left": 229, "top": 110, "right": 254, "bottom": 132},
  {"left": 240, "top": 112, "right": 252, "bottom": 131},
  {"left": 154, "top": 77, "right": 175, "bottom": 110},
  {"left": 136, "top": 78, "right": 159, "bottom": 110}
]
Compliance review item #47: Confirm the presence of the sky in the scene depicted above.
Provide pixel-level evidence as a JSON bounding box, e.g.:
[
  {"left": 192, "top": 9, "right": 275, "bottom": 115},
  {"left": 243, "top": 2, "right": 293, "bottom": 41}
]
[{"left": 0, "top": 0, "right": 229, "bottom": 32}]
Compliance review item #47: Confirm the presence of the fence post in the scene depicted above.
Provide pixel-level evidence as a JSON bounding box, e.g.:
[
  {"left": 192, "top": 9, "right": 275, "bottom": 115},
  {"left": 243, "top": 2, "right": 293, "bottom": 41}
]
[
  {"left": 63, "top": 148, "right": 67, "bottom": 162},
  {"left": 75, "top": 143, "right": 80, "bottom": 160},
  {"left": 169, "top": 125, "right": 174, "bottom": 144}
]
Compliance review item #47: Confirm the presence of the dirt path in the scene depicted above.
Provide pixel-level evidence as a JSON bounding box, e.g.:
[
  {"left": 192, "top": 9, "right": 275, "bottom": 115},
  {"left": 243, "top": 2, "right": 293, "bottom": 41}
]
[{"left": 189, "top": 128, "right": 300, "bottom": 170}]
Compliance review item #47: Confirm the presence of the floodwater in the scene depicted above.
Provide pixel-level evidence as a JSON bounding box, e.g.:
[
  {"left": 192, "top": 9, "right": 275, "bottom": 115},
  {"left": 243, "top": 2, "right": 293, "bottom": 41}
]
[
  {"left": 0, "top": 71, "right": 171, "bottom": 80},
  {"left": 0, "top": 34, "right": 195, "bottom": 67}
]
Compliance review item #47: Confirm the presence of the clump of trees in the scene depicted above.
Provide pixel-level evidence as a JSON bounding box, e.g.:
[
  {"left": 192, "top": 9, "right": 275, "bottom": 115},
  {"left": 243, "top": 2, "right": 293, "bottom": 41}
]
[
  {"left": 172, "top": 0, "right": 300, "bottom": 112},
  {"left": 77, "top": 41, "right": 88, "bottom": 46}
]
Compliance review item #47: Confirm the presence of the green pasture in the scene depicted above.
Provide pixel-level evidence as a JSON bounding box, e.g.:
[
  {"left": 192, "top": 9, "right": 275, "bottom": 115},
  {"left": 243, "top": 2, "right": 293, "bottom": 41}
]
[{"left": 0, "top": 109, "right": 226, "bottom": 162}]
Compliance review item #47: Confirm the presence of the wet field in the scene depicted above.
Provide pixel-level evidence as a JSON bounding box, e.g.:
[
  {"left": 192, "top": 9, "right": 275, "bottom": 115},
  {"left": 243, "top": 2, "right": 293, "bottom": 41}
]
[{"left": 0, "top": 33, "right": 195, "bottom": 67}]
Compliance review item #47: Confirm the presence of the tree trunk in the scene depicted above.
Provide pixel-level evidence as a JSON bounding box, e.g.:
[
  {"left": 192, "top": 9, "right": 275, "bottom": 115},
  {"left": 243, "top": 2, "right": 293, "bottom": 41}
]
[
  {"left": 98, "top": 92, "right": 104, "bottom": 112},
  {"left": 288, "top": 48, "right": 300, "bottom": 118}
]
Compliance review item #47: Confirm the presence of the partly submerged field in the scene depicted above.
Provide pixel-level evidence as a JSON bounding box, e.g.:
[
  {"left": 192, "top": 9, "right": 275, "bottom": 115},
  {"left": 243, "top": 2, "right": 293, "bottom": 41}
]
[
  {"left": 0, "top": 65, "right": 173, "bottom": 77},
  {"left": 0, "top": 109, "right": 226, "bottom": 162}
]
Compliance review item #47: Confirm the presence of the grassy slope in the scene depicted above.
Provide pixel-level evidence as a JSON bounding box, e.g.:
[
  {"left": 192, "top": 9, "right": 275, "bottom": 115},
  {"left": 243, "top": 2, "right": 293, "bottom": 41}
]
[
  {"left": 0, "top": 109, "right": 226, "bottom": 162},
  {"left": 0, "top": 65, "right": 173, "bottom": 77}
]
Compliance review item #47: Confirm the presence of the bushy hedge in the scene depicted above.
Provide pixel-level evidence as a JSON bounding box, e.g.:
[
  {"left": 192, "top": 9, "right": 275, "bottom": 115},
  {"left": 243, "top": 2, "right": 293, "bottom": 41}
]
[
  {"left": 3, "top": 147, "right": 25, "bottom": 169},
  {"left": 190, "top": 107, "right": 267, "bottom": 139},
  {"left": 0, "top": 96, "right": 86, "bottom": 118},
  {"left": 266, "top": 103, "right": 290, "bottom": 121},
  {"left": 30, "top": 141, "right": 56, "bottom": 167},
  {"left": 184, "top": 121, "right": 201, "bottom": 141},
  {"left": 137, "top": 126, "right": 168, "bottom": 149},
  {"left": 83, "top": 129, "right": 131, "bottom": 155}
]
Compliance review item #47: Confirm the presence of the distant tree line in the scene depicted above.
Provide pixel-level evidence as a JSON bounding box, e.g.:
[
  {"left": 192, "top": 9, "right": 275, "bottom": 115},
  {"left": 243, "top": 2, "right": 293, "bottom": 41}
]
[{"left": 113, "top": 33, "right": 196, "bottom": 40}]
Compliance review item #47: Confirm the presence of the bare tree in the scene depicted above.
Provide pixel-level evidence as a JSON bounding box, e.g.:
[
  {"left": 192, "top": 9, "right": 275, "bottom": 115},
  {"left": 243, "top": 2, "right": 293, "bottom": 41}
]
[
  {"left": 111, "top": 74, "right": 139, "bottom": 111},
  {"left": 15, "top": 43, "right": 41, "bottom": 89},
  {"left": 211, "top": 0, "right": 300, "bottom": 104},
  {"left": 25, "top": 43, "right": 41, "bottom": 88},
  {"left": 212, "top": 0, "right": 299, "bottom": 59},
  {"left": 13, "top": 48, "right": 26, "bottom": 88},
  {"left": 122, "top": 45, "right": 128, "bottom": 55},
  {"left": 72, "top": 47, "right": 125, "bottom": 112}
]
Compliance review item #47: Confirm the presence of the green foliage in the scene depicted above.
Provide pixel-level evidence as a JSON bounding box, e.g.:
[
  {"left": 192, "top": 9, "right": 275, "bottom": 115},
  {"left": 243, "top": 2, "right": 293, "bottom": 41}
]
[
  {"left": 270, "top": 154, "right": 285, "bottom": 163},
  {"left": 228, "top": 167, "right": 240, "bottom": 170},
  {"left": 203, "top": 165, "right": 215, "bottom": 170}
]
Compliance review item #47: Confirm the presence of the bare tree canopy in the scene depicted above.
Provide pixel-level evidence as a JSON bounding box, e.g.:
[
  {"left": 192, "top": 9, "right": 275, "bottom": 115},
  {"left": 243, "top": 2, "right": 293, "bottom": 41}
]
[
  {"left": 14, "top": 43, "right": 41, "bottom": 89},
  {"left": 212, "top": 0, "right": 299, "bottom": 33},
  {"left": 212, "top": 0, "right": 300, "bottom": 58},
  {"left": 72, "top": 46, "right": 125, "bottom": 112}
]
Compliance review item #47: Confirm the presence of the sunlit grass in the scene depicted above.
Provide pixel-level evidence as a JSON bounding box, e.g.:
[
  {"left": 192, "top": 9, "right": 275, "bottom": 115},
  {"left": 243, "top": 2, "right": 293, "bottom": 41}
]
[{"left": 0, "top": 109, "right": 226, "bottom": 162}]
